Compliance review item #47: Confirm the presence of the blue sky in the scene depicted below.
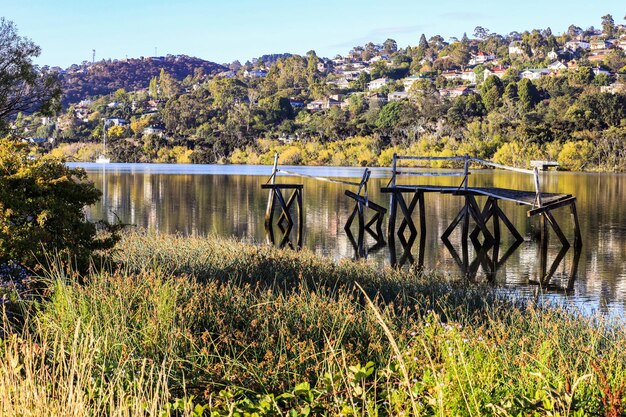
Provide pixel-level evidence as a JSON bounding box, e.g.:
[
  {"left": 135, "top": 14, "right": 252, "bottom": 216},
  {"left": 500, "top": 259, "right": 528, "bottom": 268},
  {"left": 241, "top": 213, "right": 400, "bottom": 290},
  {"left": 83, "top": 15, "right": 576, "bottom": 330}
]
[{"left": 3, "top": 0, "right": 625, "bottom": 68}]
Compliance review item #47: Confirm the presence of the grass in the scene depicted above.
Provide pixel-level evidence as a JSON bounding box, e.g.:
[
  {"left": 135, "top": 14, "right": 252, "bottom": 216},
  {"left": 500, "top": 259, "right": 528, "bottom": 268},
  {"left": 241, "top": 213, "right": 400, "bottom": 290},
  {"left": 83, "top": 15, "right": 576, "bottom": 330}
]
[{"left": 1, "top": 231, "right": 626, "bottom": 416}]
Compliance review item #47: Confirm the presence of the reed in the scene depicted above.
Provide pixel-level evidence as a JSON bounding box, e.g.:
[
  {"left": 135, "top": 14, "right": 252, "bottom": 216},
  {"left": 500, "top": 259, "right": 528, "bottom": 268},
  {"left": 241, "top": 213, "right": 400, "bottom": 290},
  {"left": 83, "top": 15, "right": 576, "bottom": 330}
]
[{"left": 0, "top": 231, "right": 624, "bottom": 416}]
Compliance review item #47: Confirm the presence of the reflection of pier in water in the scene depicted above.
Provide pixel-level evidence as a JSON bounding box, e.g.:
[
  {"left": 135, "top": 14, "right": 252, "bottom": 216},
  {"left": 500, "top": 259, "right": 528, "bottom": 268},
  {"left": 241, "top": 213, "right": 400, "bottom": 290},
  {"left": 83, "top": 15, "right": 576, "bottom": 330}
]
[{"left": 262, "top": 153, "right": 583, "bottom": 292}]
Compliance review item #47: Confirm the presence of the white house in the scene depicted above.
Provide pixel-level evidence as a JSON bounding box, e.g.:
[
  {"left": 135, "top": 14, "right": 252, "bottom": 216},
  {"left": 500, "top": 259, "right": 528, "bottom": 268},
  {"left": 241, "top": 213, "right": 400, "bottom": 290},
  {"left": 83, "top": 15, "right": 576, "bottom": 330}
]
[
  {"left": 441, "top": 71, "right": 462, "bottom": 80},
  {"left": 143, "top": 126, "right": 165, "bottom": 136},
  {"left": 590, "top": 39, "right": 611, "bottom": 50},
  {"left": 460, "top": 69, "right": 477, "bottom": 84},
  {"left": 509, "top": 41, "right": 524, "bottom": 56},
  {"left": 368, "top": 77, "right": 390, "bottom": 90},
  {"left": 547, "top": 50, "right": 559, "bottom": 61},
  {"left": 243, "top": 69, "right": 267, "bottom": 78},
  {"left": 388, "top": 91, "right": 408, "bottom": 101},
  {"left": 468, "top": 51, "right": 495, "bottom": 65},
  {"left": 402, "top": 75, "right": 426, "bottom": 90},
  {"left": 520, "top": 69, "right": 549, "bottom": 80},
  {"left": 564, "top": 40, "right": 590, "bottom": 51},
  {"left": 483, "top": 66, "right": 511, "bottom": 79},
  {"left": 107, "top": 118, "right": 129, "bottom": 126},
  {"left": 600, "top": 82, "right": 625, "bottom": 94},
  {"left": 306, "top": 97, "right": 341, "bottom": 111},
  {"left": 439, "top": 86, "right": 473, "bottom": 98},
  {"left": 547, "top": 61, "right": 567, "bottom": 71},
  {"left": 592, "top": 67, "right": 611, "bottom": 76}
]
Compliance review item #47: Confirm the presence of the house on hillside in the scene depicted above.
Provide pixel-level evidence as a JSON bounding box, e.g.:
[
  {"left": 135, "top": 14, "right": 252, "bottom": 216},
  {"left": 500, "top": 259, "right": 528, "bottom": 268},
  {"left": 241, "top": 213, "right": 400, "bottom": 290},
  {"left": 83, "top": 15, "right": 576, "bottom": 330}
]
[
  {"left": 483, "top": 66, "right": 511, "bottom": 79},
  {"left": 365, "top": 93, "right": 388, "bottom": 106},
  {"left": 468, "top": 51, "right": 495, "bottom": 65},
  {"left": 520, "top": 69, "right": 549, "bottom": 80},
  {"left": 289, "top": 99, "right": 304, "bottom": 108},
  {"left": 441, "top": 71, "right": 462, "bottom": 81},
  {"left": 564, "top": 40, "right": 590, "bottom": 51},
  {"left": 143, "top": 126, "right": 165, "bottom": 137},
  {"left": 460, "top": 69, "right": 477, "bottom": 84},
  {"left": 243, "top": 69, "right": 267, "bottom": 78},
  {"left": 388, "top": 91, "right": 408, "bottom": 101},
  {"left": 600, "top": 82, "right": 625, "bottom": 94},
  {"left": 590, "top": 39, "right": 611, "bottom": 50},
  {"left": 509, "top": 41, "right": 524, "bottom": 56},
  {"left": 439, "top": 86, "right": 473, "bottom": 98},
  {"left": 548, "top": 61, "right": 567, "bottom": 71},
  {"left": 592, "top": 67, "right": 611, "bottom": 76},
  {"left": 402, "top": 75, "right": 427, "bottom": 90},
  {"left": 107, "top": 118, "right": 129, "bottom": 126},
  {"left": 306, "top": 97, "right": 341, "bottom": 111},
  {"left": 368, "top": 77, "right": 390, "bottom": 90},
  {"left": 547, "top": 50, "right": 559, "bottom": 61}
]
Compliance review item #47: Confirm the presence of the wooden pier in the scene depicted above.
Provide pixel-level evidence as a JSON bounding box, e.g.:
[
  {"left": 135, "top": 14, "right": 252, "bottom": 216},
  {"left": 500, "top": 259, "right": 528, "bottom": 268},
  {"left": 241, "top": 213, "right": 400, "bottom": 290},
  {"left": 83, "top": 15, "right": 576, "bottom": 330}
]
[
  {"left": 262, "top": 153, "right": 582, "bottom": 268},
  {"left": 383, "top": 154, "right": 581, "bottom": 251}
]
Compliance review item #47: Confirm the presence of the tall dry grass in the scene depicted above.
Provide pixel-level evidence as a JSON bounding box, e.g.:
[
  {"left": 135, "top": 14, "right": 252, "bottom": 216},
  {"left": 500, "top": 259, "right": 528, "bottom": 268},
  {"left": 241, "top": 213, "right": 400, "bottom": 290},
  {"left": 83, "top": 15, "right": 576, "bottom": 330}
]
[{"left": 0, "top": 231, "right": 624, "bottom": 416}]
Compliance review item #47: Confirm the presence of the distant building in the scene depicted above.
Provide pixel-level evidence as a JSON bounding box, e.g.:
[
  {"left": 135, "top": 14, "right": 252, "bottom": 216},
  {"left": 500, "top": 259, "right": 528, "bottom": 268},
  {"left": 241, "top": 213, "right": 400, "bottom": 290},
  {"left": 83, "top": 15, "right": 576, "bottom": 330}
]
[
  {"left": 367, "top": 77, "right": 390, "bottom": 90},
  {"left": 592, "top": 67, "right": 611, "bottom": 76},
  {"left": 547, "top": 61, "right": 567, "bottom": 71},
  {"left": 28, "top": 137, "right": 48, "bottom": 144},
  {"left": 508, "top": 41, "right": 524, "bottom": 56},
  {"left": 289, "top": 99, "right": 304, "bottom": 108},
  {"left": 306, "top": 97, "right": 341, "bottom": 111},
  {"left": 460, "top": 69, "right": 477, "bottom": 84},
  {"left": 439, "top": 86, "right": 473, "bottom": 98},
  {"left": 243, "top": 69, "right": 267, "bottom": 78},
  {"left": 402, "top": 75, "right": 426, "bottom": 90},
  {"left": 600, "top": 82, "right": 625, "bottom": 94},
  {"left": 520, "top": 69, "right": 549, "bottom": 80},
  {"left": 564, "top": 40, "right": 590, "bottom": 51},
  {"left": 388, "top": 91, "right": 408, "bottom": 101},
  {"left": 143, "top": 126, "right": 166, "bottom": 136},
  {"left": 107, "top": 118, "right": 129, "bottom": 126},
  {"left": 468, "top": 51, "right": 495, "bottom": 65},
  {"left": 590, "top": 39, "right": 611, "bottom": 50},
  {"left": 483, "top": 66, "right": 511, "bottom": 79}
]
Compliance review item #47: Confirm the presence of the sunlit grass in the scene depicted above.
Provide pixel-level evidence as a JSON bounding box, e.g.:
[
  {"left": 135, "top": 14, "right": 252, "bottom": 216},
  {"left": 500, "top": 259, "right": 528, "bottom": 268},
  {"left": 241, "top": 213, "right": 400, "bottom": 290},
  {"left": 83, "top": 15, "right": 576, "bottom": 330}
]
[{"left": 1, "top": 231, "right": 625, "bottom": 416}]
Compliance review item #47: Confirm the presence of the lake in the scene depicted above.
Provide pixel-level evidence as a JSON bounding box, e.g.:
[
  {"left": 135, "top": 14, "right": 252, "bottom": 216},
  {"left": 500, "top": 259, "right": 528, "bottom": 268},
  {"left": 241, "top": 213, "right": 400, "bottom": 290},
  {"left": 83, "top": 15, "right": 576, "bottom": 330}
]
[{"left": 70, "top": 162, "right": 626, "bottom": 316}]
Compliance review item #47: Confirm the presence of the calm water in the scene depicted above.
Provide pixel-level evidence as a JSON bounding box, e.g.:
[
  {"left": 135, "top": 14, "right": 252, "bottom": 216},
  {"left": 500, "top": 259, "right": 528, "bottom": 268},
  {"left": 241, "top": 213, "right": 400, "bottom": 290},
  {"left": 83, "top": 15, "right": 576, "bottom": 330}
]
[{"left": 70, "top": 163, "right": 626, "bottom": 316}]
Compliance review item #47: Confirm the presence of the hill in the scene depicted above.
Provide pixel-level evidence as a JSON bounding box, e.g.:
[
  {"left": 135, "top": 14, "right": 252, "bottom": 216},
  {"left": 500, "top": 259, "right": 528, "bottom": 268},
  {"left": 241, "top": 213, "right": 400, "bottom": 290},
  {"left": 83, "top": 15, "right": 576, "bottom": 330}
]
[{"left": 59, "top": 55, "right": 227, "bottom": 106}]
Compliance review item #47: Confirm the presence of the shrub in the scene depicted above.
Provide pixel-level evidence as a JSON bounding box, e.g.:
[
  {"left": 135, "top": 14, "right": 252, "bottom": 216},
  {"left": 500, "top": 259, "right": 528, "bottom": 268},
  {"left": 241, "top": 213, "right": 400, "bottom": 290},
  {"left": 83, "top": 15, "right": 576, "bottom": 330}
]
[
  {"left": 557, "top": 140, "right": 596, "bottom": 171},
  {"left": 0, "top": 138, "right": 118, "bottom": 271}
]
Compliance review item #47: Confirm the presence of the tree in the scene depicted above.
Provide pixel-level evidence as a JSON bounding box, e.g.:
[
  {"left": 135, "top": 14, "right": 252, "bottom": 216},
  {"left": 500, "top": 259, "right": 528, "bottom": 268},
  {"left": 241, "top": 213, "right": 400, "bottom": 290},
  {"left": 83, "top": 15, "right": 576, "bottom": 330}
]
[
  {"left": 473, "top": 26, "right": 490, "bottom": 40},
  {"left": 383, "top": 38, "right": 398, "bottom": 54},
  {"left": 567, "top": 24, "right": 583, "bottom": 37},
  {"left": 0, "top": 139, "right": 119, "bottom": 271},
  {"left": 517, "top": 78, "right": 540, "bottom": 110},
  {"left": 601, "top": 14, "right": 615, "bottom": 38},
  {"left": 418, "top": 34, "right": 429, "bottom": 50},
  {"left": 0, "top": 18, "right": 60, "bottom": 135},
  {"left": 480, "top": 76, "right": 504, "bottom": 111}
]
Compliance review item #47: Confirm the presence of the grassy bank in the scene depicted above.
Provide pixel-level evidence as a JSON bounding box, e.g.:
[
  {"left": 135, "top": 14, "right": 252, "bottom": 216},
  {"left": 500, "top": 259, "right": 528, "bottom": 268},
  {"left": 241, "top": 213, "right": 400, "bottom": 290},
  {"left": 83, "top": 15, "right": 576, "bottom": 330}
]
[{"left": 2, "top": 232, "right": 626, "bottom": 416}]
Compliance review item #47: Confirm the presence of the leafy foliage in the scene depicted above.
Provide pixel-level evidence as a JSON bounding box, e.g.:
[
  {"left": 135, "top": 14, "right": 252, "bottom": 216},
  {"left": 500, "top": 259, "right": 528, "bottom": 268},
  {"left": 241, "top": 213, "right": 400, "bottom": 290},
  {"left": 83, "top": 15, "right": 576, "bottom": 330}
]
[
  {"left": 0, "top": 139, "right": 118, "bottom": 270},
  {"left": 0, "top": 18, "right": 60, "bottom": 135}
]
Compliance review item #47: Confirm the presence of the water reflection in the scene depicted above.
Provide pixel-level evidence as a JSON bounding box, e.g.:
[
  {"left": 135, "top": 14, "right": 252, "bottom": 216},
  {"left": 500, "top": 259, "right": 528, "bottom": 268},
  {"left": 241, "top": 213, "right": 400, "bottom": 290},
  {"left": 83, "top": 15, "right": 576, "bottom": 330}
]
[{"left": 75, "top": 163, "right": 626, "bottom": 315}]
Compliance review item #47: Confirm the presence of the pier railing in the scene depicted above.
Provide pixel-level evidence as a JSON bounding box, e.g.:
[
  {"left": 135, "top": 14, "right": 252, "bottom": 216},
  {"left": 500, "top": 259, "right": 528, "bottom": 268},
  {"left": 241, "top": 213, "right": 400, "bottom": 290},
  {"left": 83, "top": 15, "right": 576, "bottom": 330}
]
[{"left": 388, "top": 153, "right": 544, "bottom": 208}]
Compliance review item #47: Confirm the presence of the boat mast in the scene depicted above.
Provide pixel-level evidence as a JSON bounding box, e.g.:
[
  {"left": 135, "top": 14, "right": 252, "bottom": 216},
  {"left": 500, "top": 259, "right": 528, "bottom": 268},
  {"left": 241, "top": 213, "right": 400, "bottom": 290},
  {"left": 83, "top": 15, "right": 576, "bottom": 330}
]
[{"left": 103, "top": 118, "right": 107, "bottom": 155}]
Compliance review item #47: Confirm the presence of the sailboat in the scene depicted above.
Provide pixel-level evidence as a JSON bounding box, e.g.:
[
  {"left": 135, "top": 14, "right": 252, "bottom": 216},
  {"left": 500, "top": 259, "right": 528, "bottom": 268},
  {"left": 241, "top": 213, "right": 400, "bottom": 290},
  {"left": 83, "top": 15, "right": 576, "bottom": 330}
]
[{"left": 95, "top": 119, "right": 111, "bottom": 163}]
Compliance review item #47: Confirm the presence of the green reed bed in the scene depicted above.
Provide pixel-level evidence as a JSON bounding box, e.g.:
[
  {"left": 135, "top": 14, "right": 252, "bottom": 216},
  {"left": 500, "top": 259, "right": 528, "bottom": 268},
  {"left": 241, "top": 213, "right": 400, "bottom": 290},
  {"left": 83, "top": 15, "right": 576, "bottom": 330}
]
[{"left": 1, "top": 231, "right": 625, "bottom": 416}]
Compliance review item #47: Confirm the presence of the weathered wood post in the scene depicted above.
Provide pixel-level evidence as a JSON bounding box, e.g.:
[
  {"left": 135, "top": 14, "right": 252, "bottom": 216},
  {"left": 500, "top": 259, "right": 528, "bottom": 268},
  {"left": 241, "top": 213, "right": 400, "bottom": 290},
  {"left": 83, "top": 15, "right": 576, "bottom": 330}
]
[
  {"left": 461, "top": 154, "right": 470, "bottom": 243},
  {"left": 387, "top": 153, "right": 398, "bottom": 242},
  {"left": 265, "top": 153, "right": 279, "bottom": 227}
]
